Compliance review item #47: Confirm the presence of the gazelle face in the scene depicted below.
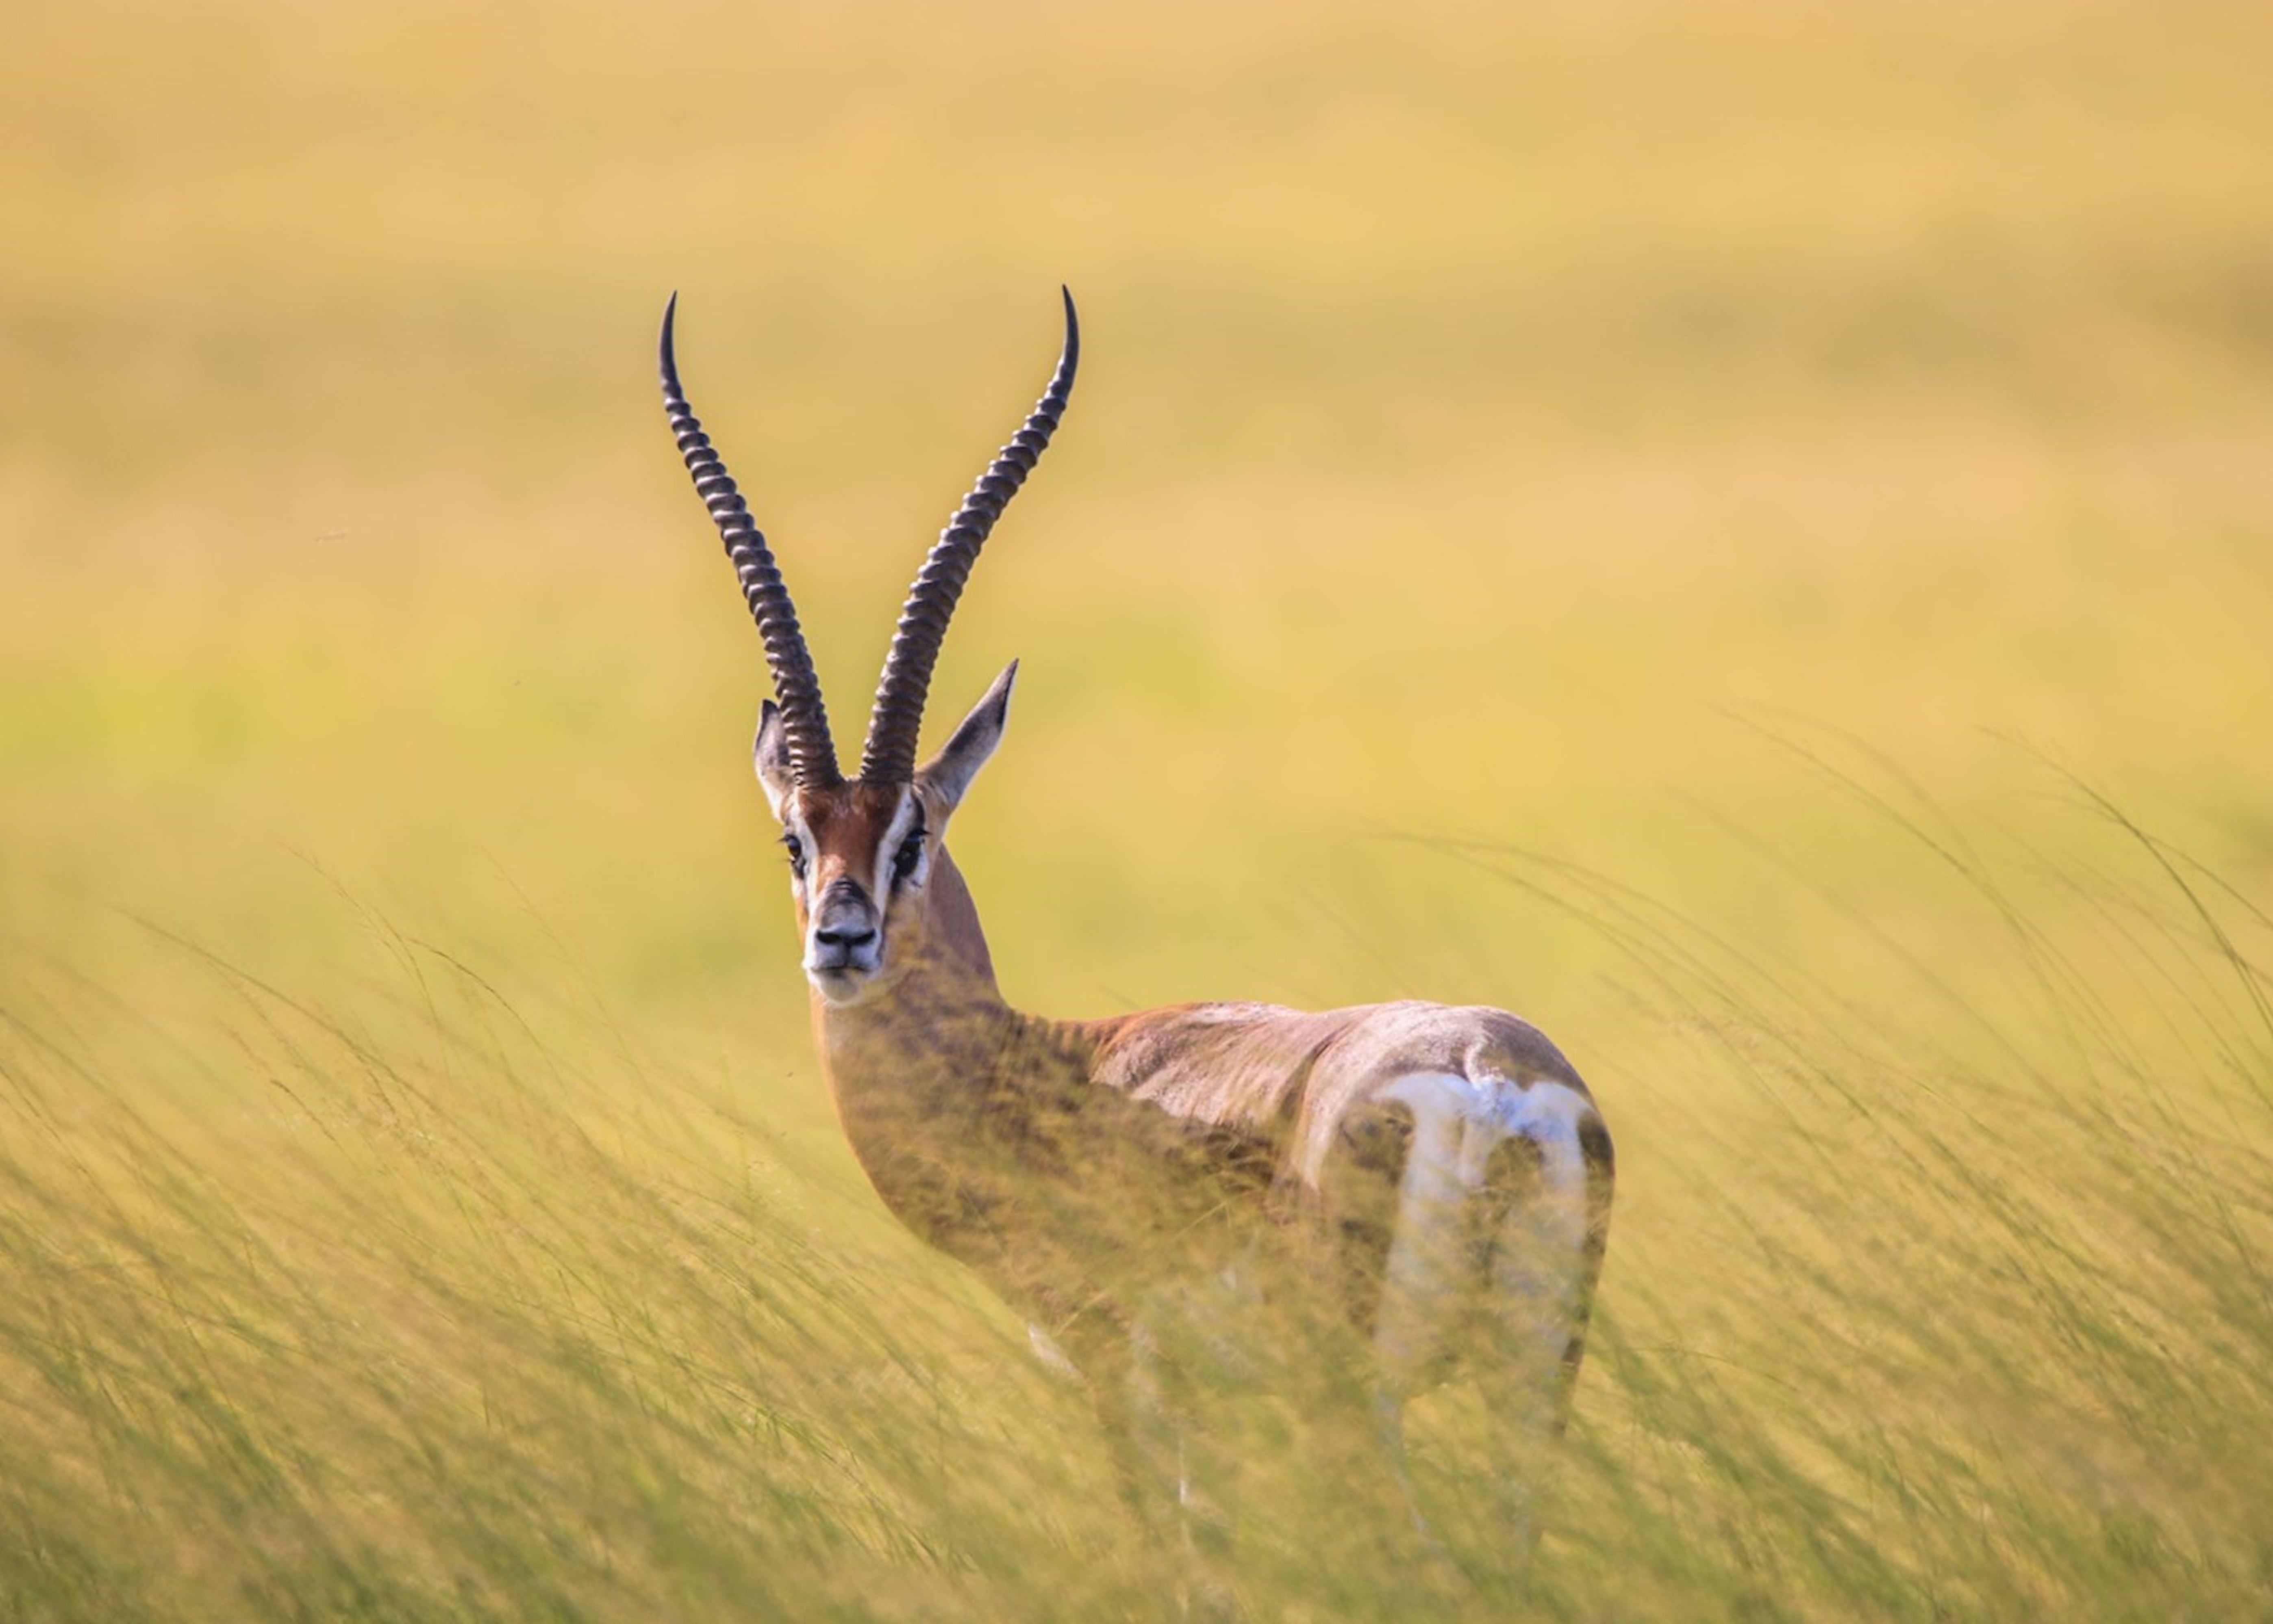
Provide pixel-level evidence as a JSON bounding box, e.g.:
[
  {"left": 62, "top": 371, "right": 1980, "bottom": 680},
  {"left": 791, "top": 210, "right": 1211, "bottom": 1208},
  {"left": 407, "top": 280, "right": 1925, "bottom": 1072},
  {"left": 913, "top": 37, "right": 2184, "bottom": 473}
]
[
  {"left": 771, "top": 778, "right": 932, "bottom": 1006},
  {"left": 754, "top": 664, "right": 1014, "bottom": 1008}
]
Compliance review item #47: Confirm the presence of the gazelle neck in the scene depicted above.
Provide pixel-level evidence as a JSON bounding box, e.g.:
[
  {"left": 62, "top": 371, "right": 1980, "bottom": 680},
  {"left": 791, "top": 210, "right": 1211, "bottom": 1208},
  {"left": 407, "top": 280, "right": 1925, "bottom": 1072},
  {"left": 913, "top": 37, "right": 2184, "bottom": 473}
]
[
  {"left": 808, "top": 844, "right": 1108, "bottom": 1278},
  {"left": 911, "top": 845, "right": 1000, "bottom": 997}
]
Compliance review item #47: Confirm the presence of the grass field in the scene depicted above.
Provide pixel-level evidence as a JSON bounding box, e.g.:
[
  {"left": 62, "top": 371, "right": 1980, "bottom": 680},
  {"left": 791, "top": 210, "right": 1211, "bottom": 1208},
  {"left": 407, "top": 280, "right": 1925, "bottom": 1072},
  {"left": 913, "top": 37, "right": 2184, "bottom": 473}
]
[{"left": 4, "top": 0, "right": 2271, "bottom": 1616}]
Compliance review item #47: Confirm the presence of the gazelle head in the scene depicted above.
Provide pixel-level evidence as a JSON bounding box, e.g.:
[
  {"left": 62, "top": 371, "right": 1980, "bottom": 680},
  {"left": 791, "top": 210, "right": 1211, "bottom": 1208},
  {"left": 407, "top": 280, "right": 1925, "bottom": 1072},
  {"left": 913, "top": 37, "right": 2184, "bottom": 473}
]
[{"left": 660, "top": 292, "right": 1078, "bottom": 1008}]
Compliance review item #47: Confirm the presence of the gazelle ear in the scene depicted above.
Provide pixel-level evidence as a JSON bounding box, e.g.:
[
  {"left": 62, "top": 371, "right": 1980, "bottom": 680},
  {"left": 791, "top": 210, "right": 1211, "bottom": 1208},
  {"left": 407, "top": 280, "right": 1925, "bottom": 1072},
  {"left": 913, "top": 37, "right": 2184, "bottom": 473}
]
[
  {"left": 754, "top": 699, "right": 796, "bottom": 820},
  {"left": 918, "top": 661, "right": 1017, "bottom": 815}
]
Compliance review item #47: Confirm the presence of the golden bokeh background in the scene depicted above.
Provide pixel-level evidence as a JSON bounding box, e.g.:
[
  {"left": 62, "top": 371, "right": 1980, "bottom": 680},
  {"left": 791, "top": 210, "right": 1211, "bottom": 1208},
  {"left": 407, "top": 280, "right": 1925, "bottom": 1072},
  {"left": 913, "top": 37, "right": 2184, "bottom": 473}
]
[
  {"left": 4, "top": 1, "right": 2270, "bottom": 1616},
  {"left": 12, "top": 0, "right": 2270, "bottom": 1018}
]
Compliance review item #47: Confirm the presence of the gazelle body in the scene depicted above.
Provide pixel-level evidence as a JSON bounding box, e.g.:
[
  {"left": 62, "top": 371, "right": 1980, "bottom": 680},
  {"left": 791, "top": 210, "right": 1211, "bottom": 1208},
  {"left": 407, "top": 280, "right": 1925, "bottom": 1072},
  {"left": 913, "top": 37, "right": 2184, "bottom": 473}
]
[{"left": 661, "top": 293, "right": 1613, "bottom": 1581}]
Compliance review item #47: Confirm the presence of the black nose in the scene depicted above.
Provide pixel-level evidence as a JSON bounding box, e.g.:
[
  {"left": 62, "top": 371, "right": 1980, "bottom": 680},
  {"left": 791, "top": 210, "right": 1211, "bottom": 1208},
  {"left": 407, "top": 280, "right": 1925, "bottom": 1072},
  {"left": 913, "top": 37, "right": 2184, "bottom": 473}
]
[{"left": 813, "top": 924, "right": 876, "bottom": 951}]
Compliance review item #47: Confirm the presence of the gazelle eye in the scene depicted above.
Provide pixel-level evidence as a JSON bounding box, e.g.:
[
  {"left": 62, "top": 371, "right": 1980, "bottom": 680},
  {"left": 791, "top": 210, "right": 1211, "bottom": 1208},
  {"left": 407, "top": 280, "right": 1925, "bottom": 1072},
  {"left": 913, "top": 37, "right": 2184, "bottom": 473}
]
[
  {"left": 782, "top": 832, "right": 806, "bottom": 880},
  {"left": 892, "top": 830, "right": 924, "bottom": 886}
]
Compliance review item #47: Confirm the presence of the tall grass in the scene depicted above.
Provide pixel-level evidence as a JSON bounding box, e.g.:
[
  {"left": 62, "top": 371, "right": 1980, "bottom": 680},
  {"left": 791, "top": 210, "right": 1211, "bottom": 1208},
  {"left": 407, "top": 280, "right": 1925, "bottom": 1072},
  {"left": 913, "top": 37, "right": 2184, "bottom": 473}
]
[
  {"left": 1497, "top": 745, "right": 2273, "bottom": 1619},
  {"left": 0, "top": 908, "right": 1113, "bottom": 1620},
  {"left": 6, "top": 0, "right": 2271, "bottom": 1615},
  {"left": 4, "top": 753, "right": 2268, "bottom": 1620}
]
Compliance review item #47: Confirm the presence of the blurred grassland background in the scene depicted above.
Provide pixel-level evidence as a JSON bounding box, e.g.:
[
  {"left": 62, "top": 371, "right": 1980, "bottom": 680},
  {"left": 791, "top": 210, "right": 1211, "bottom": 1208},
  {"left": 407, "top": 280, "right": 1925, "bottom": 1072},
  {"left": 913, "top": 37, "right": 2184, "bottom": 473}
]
[{"left": 3, "top": 0, "right": 2272, "bottom": 1618}]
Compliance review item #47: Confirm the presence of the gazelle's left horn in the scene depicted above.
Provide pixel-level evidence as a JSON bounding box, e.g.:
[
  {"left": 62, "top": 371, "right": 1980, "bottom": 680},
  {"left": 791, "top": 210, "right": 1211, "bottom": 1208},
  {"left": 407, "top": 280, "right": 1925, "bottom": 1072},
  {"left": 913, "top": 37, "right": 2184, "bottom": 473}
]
[
  {"left": 661, "top": 295, "right": 844, "bottom": 788},
  {"left": 859, "top": 289, "right": 1078, "bottom": 785}
]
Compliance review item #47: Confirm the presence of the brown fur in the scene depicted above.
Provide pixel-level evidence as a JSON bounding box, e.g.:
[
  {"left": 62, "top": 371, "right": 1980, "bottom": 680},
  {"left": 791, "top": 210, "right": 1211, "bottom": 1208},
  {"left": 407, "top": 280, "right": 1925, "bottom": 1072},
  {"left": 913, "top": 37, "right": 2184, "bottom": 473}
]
[{"left": 782, "top": 783, "right": 1613, "bottom": 1398}]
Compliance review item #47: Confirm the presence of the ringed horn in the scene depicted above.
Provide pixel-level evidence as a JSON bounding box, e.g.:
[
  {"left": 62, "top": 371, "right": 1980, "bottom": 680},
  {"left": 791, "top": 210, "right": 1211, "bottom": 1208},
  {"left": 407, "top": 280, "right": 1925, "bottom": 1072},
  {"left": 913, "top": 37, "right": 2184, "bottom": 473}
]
[
  {"left": 659, "top": 293, "right": 842, "bottom": 788},
  {"left": 659, "top": 291, "right": 1078, "bottom": 789}
]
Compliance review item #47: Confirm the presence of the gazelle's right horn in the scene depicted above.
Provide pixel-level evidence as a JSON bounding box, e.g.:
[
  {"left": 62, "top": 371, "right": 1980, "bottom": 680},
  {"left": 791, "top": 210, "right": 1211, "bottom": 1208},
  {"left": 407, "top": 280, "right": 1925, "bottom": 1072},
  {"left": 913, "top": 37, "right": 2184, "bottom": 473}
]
[
  {"left": 661, "top": 294, "right": 843, "bottom": 788},
  {"left": 860, "top": 289, "right": 1078, "bottom": 785}
]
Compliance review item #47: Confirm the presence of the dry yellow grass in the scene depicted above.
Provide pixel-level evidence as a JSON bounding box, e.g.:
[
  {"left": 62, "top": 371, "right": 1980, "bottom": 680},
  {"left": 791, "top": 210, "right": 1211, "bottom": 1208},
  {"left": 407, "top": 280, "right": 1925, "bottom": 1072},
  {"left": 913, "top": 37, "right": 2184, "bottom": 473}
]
[{"left": 4, "top": 1, "right": 2271, "bottom": 1616}]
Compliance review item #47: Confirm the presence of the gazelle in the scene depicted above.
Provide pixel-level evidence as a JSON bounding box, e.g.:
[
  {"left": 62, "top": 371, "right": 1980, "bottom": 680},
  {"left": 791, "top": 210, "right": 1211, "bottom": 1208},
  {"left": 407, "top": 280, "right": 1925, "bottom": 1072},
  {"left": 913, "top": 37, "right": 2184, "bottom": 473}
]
[{"left": 660, "top": 291, "right": 1613, "bottom": 1580}]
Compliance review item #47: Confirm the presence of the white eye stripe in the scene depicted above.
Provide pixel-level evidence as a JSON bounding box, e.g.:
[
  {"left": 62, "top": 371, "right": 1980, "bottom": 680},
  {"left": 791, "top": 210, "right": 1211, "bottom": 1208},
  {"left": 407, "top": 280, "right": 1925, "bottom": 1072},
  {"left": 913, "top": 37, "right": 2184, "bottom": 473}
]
[
  {"left": 875, "top": 790, "right": 928, "bottom": 892},
  {"left": 782, "top": 813, "right": 815, "bottom": 881}
]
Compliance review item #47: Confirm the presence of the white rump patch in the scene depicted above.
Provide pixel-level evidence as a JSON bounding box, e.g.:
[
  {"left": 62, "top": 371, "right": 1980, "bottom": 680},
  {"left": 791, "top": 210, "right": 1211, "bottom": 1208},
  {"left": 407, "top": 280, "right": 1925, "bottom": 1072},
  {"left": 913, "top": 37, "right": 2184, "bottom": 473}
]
[
  {"left": 1374, "top": 1073, "right": 1593, "bottom": 1205},
  {"left": 1500, "top": 1079, "right": 1594, "bottom": 1219},
  {"left": 1371, "top": 1072, "right": 1597, "bottom": 1397}
]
